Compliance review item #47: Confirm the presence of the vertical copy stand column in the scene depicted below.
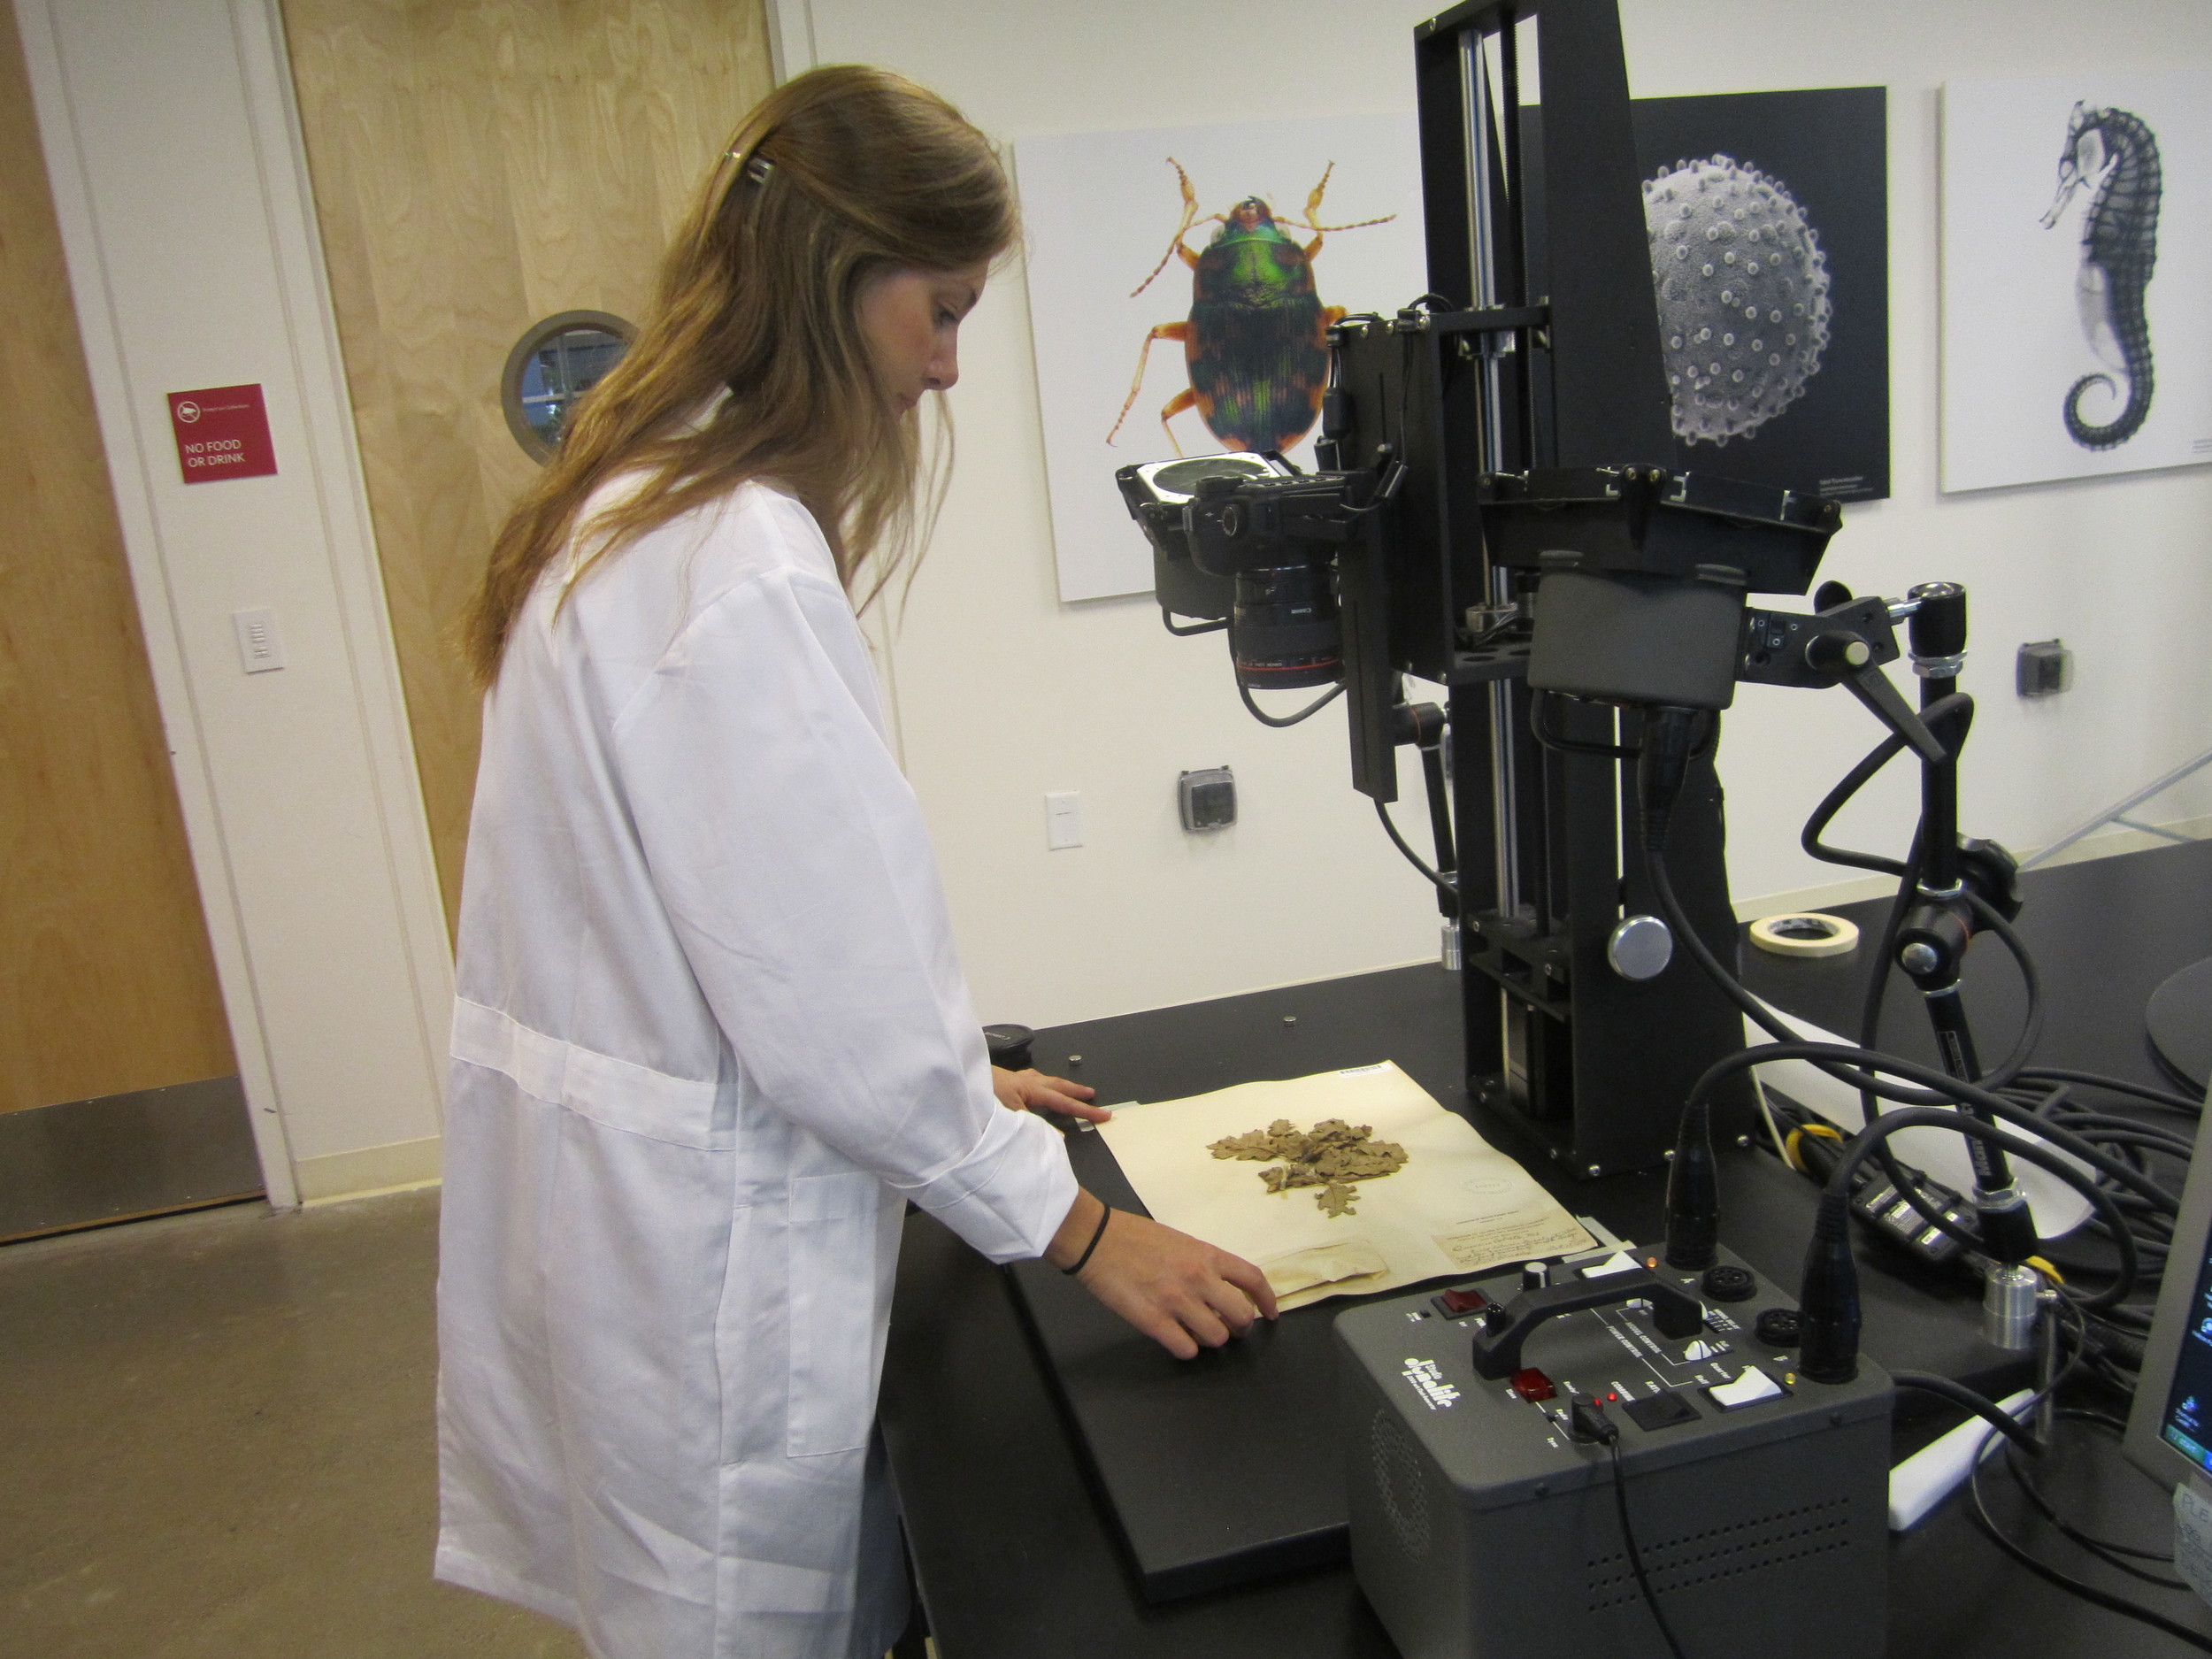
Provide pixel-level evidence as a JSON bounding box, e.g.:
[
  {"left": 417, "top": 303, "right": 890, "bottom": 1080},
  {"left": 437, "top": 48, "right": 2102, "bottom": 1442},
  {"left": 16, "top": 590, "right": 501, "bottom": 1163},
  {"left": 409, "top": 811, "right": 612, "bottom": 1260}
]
[{"left": 1417, "top": 0, "right": 1755, "bottom": 1174}]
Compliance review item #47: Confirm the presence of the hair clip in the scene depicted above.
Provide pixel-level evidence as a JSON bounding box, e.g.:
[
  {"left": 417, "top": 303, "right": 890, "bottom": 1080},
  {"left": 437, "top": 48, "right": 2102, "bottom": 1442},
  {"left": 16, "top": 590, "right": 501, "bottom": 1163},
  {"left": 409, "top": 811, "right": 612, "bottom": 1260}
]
[{"left": 742, "top": 155, "right": 775, "bottom": 185}]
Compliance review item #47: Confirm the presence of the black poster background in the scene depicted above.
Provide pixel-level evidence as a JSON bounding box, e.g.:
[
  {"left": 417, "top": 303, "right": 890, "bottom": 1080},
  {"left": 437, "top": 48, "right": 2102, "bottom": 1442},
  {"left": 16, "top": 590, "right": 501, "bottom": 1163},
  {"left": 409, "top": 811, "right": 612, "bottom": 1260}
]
[
  {"left": 1632, "top": 86, "right": 1893, "bottom": 502},
  {"left": 1517, "top": 87, "right": 1892, "bottom": 502}
]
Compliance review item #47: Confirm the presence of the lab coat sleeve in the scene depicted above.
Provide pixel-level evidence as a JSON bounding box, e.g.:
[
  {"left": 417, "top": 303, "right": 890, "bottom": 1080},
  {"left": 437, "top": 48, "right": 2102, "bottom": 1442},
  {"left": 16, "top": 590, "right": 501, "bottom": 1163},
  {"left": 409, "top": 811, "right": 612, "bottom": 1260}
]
[{"left": 611, "top": 563, "right": 1078, "bottom": 1263}]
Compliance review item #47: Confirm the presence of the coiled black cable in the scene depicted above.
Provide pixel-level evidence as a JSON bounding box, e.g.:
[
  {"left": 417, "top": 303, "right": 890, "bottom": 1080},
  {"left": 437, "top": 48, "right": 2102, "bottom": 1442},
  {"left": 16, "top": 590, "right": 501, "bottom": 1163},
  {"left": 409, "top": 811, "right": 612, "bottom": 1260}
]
[
  {"left": 1238, "top": 680, "right": 1344, "bottom": 728},
  {"left": 1811, "top": 1104, "right": 2145, "bottom": 1312},
  {"left": 1890, "top": 1371, "right": 2044, "bottom": 1457},
  {"left": 1968, "top": 1432, "right": 2212, "bottom": 1651},
  {"left": 1374, "top": 797, "right": 1457, "bottom": 910},
  {"left": 1786, "top": 718, "right": 2190, "bottom": 1288}
]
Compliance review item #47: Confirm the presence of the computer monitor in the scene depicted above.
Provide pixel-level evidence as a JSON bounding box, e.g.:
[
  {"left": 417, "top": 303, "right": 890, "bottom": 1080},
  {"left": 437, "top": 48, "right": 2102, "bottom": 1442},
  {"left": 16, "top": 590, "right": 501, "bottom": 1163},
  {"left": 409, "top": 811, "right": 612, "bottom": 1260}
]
[{"left": 2123, "top": 1065, "right": 2212, "bottom": 1488}]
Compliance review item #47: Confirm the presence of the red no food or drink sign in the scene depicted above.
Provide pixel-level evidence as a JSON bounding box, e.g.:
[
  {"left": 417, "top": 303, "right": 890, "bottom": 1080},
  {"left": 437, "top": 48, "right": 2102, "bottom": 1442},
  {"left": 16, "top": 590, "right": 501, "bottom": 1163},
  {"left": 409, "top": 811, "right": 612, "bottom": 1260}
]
[{"left": 167, "top": 384, "right": 277, "bottom": 483}]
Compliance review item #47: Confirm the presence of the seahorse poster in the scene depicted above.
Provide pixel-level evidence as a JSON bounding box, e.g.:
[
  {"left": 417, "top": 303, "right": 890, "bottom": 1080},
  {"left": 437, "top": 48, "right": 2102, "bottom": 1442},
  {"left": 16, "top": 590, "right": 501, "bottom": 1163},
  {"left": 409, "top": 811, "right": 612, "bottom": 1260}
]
[
  {"left": 1018, "top": 114, "right": 1425, "bottom": 602},
  {"left": 1942, "top": 73, "right": 2212, "bottom": 493}
]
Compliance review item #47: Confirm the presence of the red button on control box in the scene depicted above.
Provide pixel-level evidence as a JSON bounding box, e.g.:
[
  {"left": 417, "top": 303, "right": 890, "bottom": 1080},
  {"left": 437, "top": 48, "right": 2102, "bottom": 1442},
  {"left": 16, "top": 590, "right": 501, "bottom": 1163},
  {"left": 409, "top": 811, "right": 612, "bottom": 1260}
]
[
  {"left": 1509, "top": 1367, "right": 1556, "bottom": 1403},
  {"left": 1437, "top": 1286, "right": 1491, "bottom": 1317}
]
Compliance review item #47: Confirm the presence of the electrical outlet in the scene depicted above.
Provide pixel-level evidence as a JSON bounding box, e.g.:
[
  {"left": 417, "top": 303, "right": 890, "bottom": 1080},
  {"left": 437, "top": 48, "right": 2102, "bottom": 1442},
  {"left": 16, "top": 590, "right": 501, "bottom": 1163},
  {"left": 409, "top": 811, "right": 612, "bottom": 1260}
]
[
  {"left": 1045, "top": 791, "right": 1082, "bottom": 850},
  {"left": 1179, "top": 767, "right": 1236, "bottom": 831}
]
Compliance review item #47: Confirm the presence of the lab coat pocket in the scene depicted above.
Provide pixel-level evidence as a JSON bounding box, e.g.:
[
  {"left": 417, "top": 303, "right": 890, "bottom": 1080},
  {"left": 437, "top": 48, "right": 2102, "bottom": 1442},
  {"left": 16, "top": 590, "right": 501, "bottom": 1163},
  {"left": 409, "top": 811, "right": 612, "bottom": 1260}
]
[{"left": 784, "top": 1170, "right": 887, "bottom": 1458}]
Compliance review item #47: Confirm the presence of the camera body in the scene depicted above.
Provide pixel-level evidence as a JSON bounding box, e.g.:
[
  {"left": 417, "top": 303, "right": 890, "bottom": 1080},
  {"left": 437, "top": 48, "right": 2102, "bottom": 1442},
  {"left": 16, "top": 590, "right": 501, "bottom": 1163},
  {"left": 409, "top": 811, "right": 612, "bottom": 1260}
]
[
  {"left": 1117, "top": 454, "right": 1372, "bottom": 692},
  {"left": 1183, "top": 467, "right": 1369, "bottom": 575}
]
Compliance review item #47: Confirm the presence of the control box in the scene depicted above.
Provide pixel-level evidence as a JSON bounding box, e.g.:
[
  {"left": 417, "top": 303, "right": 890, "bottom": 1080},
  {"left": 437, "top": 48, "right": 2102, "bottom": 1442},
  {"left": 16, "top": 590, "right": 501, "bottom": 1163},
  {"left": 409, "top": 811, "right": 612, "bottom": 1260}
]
[{"left": 1335, "top": 1246, "right": 1892, "bottom": 1659}]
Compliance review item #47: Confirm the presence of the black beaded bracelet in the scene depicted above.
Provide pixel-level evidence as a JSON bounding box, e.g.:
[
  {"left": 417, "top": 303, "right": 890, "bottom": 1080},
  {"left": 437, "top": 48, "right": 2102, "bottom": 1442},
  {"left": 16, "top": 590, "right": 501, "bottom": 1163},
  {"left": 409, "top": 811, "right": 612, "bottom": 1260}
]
[{"left": 1063, "top": 1202, "right": 1112, "bottom": 1276}]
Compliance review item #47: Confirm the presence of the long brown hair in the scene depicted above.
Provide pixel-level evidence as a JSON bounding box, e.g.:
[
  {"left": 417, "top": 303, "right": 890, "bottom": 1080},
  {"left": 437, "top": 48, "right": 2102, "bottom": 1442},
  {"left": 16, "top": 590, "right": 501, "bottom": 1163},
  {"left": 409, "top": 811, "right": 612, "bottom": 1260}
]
[{"left": 463, "top": 65, "right": 1018, "bottom": 687}]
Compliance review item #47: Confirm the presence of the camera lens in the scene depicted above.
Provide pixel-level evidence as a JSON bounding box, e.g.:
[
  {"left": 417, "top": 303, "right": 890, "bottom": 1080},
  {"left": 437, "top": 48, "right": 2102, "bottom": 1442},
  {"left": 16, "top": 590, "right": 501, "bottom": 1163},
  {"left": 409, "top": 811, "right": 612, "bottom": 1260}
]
[{"left": 1231, "top": 563, "right": 1341, "bottom": 690}]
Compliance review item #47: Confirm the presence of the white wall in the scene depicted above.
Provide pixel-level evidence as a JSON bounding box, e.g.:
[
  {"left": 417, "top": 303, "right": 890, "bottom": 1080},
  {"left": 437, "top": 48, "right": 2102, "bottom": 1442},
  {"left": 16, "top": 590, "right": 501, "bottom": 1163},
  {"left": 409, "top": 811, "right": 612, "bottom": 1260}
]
[
  {"left": 26, "top": 0, "right": 2210, "bottom": 1186},
  {"left": 788, "top": 0, "right": 2212, "bottom": 1030},
  {"left": 18, "top": 0, "right": 452, "bottom": 1202}
]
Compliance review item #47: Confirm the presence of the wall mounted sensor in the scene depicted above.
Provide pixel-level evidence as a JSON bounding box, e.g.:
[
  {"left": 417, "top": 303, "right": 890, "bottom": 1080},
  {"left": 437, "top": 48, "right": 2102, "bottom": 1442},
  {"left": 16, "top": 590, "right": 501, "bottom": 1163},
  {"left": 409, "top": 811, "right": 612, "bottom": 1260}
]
[
  {"left": 2017, "top": 639, "right": 2072, "bottom": 698},
  {"left": 1179, "top": 767, "right": 1236, "bottom": 831}
]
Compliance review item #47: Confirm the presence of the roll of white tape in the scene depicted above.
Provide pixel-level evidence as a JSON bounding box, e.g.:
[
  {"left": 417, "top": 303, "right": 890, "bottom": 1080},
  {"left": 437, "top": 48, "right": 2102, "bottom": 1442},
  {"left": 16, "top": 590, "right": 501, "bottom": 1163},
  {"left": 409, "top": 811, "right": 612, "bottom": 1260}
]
[{"left": 1748, "top": 912, "right": 1861, "bottom": 957}]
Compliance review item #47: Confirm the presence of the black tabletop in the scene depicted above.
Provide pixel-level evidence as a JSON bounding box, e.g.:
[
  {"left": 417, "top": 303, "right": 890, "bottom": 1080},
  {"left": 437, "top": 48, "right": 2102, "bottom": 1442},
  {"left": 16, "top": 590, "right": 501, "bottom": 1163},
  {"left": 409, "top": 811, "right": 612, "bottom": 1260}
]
[{"left": 881, "top": 836, "right": 2212, "bottom": 1657}]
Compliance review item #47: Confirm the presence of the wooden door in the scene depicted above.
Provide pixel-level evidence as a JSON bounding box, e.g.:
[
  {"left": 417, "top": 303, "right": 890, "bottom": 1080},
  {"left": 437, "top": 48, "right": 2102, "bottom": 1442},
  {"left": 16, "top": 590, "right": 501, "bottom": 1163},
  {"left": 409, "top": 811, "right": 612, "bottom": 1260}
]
[
  {"left": 280, "top": 0, "right": 776, "bottom": 933},
  {"left": 0, "top": 3, "right": 238, "bottom": 1118}
]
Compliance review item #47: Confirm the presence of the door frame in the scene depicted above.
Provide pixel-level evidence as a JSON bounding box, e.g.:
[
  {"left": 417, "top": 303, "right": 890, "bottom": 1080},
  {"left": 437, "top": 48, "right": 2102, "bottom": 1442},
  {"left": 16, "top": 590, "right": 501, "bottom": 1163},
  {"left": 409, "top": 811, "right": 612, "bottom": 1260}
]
[{"left": 14, "top": 0, "right": 457, "bottom": 1210}]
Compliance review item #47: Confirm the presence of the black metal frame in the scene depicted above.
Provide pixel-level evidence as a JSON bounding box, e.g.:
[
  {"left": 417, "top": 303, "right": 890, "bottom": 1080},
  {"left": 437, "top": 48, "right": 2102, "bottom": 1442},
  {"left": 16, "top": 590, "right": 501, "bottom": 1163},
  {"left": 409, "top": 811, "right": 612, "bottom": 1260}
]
[{"left": 1326, "top": 0, "right": 1755, "bottom": 1175}]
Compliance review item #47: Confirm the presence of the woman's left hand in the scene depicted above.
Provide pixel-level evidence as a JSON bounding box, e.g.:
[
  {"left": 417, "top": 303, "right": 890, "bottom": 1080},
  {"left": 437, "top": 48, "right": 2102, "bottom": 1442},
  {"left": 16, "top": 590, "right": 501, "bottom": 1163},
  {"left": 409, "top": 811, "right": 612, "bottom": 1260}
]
[{"left": 992, "top": 1065, "right": 1110, "bottom": 1123}]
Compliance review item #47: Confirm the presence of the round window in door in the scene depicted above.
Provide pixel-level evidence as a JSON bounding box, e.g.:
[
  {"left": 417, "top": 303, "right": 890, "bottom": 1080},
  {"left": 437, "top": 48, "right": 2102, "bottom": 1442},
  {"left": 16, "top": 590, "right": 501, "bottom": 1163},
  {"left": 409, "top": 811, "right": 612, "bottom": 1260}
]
[{"left": 502, "top": 311, "right": 634, "bottom": 461}]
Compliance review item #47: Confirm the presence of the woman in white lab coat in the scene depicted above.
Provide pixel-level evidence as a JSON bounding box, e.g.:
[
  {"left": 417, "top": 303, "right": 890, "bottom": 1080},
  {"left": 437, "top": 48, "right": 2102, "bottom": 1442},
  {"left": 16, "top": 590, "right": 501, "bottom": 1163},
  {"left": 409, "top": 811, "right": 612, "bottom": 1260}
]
[{"left": 433, "top": 65, "right": 1276, "bottom": 1659}]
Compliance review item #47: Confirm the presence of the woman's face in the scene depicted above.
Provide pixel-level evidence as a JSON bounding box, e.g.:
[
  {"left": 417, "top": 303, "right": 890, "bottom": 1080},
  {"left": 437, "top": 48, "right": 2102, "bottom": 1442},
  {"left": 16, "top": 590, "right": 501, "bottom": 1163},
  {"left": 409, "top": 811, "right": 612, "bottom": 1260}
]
[{"left": 857, "top": 263, "right": 989, "bottom": 413}]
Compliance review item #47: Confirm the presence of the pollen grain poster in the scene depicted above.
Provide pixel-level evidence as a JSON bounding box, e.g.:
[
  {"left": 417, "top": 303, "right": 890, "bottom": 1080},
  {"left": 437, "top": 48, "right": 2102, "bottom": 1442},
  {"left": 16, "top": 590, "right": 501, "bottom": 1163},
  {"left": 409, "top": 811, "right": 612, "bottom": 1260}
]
[{"left": 1017, "top": 114, "right": 1424, "bottom": 603}]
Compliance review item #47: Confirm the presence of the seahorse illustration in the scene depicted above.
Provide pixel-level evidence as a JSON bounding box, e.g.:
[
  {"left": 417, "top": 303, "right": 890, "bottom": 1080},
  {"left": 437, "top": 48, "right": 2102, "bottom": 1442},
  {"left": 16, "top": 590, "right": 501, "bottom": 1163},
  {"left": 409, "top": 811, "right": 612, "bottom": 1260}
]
[{"left": 2040, "top": 102, "right": 2161, "bottom": 450}]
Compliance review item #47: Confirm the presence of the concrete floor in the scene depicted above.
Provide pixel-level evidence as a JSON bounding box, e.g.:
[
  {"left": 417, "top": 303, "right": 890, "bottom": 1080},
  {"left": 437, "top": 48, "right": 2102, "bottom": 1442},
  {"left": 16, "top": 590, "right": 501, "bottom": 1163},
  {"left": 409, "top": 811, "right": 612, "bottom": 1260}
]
[{"left": 0, "top": 1189, "right": 588, "bottom": 1658}]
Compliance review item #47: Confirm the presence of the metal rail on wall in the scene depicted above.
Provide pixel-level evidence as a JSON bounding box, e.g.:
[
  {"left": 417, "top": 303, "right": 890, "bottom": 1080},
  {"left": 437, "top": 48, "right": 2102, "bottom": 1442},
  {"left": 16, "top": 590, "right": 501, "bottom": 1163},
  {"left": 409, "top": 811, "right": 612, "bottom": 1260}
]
[{"left": 2019, "top": 743, "right": 2212, "bottom": 870}]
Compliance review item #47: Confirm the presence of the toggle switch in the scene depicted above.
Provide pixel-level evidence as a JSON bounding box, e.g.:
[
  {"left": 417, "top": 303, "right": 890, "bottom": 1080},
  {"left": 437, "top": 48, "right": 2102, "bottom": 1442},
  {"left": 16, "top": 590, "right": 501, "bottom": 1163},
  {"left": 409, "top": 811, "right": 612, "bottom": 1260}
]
[
  {"left": 1433, "top": 1286, "right": 1491, "bottom": 1318},
  {"left": 1509, "top": 1367, "right": 1555, "bottom": 1404},
  {"left": 1708, "top": 1366, "right": 1787, "bottom": 1410}
]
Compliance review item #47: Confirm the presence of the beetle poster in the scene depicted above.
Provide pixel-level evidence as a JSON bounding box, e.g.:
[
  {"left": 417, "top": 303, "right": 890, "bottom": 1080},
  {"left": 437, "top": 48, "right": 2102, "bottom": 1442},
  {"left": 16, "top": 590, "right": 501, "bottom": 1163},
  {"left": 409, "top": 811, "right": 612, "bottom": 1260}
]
[
  {"left": 1940, "top": 71, "right": 2212, "bottom": 493},
  {"left": 1019, "top": 113, "right": 1425, "bottom": 603}
]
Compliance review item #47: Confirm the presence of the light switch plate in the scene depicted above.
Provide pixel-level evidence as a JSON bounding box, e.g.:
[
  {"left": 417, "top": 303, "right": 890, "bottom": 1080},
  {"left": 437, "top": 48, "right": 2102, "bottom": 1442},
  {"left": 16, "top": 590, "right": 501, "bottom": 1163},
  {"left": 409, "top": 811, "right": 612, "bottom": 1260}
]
[
  {"left": 232, "top": 607, "right": 286, "bottom": 673},
  {"left": 1046, "top": 790, "right": 1082, "bottom": 850}
]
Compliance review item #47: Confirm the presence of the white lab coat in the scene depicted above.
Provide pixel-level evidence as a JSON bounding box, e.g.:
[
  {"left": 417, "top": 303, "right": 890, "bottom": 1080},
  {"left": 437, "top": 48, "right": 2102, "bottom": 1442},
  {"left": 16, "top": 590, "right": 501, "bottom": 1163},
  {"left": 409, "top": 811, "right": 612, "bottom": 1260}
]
[{"left": 434, "top": 480, "right": 1078, "bottom": 1659}]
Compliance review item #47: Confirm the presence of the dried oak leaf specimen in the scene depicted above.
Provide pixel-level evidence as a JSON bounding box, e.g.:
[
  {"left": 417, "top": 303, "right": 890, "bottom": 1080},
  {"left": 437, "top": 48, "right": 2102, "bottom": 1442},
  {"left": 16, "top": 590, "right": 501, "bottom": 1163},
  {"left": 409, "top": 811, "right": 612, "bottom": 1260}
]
[{"left": 1210, "top": 1117, "right": 1409, "bottom": 1216}]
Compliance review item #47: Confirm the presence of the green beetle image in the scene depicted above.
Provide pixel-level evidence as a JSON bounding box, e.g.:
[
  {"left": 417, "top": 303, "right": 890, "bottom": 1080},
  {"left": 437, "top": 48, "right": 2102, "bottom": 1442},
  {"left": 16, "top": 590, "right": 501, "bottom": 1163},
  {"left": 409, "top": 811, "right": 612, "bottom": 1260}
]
[{"left": 1109, "top": 158, "right": 1394, "bottom": 455}]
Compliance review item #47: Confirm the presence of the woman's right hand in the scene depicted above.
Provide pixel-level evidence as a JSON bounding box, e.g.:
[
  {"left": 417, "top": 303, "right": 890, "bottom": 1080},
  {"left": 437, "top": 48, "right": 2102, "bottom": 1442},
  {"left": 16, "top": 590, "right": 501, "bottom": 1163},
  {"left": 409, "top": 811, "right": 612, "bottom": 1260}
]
[{"left": 1046, "top": 1192, "right": 1278, "bottom": 1359}]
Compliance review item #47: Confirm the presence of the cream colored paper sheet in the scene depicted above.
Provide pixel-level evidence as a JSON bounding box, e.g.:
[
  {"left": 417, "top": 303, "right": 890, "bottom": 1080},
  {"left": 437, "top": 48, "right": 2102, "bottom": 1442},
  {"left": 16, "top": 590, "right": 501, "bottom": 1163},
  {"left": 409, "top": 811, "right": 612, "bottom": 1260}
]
[{"left": 1094, "top": 1061, "right": 1594, "bottom": 1310}]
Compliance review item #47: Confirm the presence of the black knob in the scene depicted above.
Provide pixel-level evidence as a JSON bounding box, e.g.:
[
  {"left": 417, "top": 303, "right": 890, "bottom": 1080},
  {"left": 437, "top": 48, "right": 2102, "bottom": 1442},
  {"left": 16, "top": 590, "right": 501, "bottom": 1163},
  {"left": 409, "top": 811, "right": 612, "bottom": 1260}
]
[
  {"left": 1804, "top": 629, "right": 1873, "bottom": 675},
  {"left": 983, "top": 1024, "right": 1034, "bottom": 1071},
  {"left": 1909, "top": 581, "right": 1967, "bottom": 659},
  {"left": 1701, "top": 1263, "right": 1756, "bottom": 1303},
  {"left": 1896, "top": 905, "right": 1970, "bottom": 985},
  {"left": 1755, "top": 1308, "right": 1804, "bottom": 1348}
]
